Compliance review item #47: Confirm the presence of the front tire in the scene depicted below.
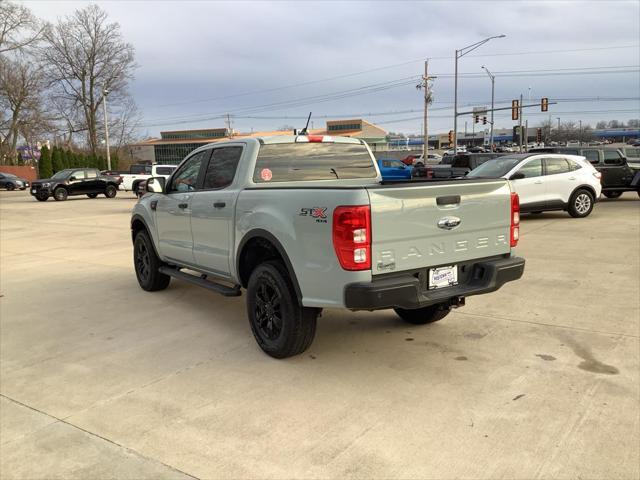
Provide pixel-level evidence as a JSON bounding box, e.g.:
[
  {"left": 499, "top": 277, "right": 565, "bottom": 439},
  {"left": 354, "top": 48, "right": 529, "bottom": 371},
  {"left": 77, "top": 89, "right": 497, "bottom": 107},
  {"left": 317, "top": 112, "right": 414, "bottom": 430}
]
[
  {"left": 133, "top": 230, "right": 170, "bottom": 291},
  {"left": 394, "top": 303, "right": 451, "bottom": 325},
  {"left": 104, "top": 184, "right": 117, "bottom": 198},
  {"left": 6, "top": 184, "right": 15, "bottom": 191},
  {"left": 53, "top": 187, "right": 68, "bottom": 201},
  {"left": 35, "top": 194, "right": 48, "bottom": 202},
  {"left": 603, "top": 191, "right": 622, "bottom": 199},
  {"left": 247, "top": 261, "right": 319, "bottom": 358},
  {"left": 568, "top": 189, "right": 594, "bottom": 218}
]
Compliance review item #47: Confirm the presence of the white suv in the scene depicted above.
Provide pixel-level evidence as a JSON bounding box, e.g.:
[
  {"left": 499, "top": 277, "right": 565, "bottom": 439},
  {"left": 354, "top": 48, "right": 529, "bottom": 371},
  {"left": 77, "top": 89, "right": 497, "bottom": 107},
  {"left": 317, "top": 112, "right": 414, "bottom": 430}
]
[{"left": 467, "top": 153, "right": 602, "bottom": 217}]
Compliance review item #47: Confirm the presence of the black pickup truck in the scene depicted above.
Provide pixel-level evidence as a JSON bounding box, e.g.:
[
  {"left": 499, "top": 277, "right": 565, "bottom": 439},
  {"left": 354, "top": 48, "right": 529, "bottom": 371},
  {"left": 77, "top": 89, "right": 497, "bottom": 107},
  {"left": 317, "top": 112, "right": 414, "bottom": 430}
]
[
  {"left": 413, "top": 153, "right": 506, "bottom": 179},
  {"left": 30, "top": 168, "right": 120, "bottom": 201},
  {"left": 530, "top": 147, "right": 640, "bottom": 198}
]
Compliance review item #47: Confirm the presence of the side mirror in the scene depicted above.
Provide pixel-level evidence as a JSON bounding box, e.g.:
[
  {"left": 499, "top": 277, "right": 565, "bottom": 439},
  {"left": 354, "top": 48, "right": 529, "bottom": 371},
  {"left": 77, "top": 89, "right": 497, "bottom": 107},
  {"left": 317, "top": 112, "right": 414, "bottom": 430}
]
[
  {"left": 510, "top": 172, "right": 525, "bottom": 180},
  {"left": 146, "top": 176, "right": 166, "bottom": 193}
]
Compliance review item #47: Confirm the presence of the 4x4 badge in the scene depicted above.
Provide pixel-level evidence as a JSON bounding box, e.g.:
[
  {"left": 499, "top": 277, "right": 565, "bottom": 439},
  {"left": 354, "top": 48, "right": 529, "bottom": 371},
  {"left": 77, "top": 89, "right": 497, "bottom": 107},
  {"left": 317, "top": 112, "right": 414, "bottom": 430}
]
[{"left": 437, "top": 216, "right": 461, "bottom": 230}]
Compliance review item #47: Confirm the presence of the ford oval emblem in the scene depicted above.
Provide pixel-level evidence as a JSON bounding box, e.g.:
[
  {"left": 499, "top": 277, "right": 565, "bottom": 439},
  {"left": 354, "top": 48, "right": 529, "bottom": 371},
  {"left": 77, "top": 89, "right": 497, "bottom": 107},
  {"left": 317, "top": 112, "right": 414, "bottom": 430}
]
[{"left": 437, "top": 216, "right": 461, "bottom": 230}]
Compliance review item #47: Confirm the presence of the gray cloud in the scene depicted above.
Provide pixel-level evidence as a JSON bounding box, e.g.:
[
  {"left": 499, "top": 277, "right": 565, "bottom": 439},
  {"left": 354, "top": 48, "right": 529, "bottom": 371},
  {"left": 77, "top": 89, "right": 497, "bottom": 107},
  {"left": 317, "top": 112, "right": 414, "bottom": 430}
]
[{"left": 24, "top": 0, "right": 640, "bottom": 135}]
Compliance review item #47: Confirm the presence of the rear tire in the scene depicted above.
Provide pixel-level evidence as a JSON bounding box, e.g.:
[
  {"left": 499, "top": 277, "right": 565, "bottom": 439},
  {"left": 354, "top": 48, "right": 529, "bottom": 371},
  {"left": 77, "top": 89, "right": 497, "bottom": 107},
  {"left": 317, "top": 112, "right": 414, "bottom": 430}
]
[
  {"left": 603, "top": 191, "right": 622, "bottom": 199},
  {"left": 247, "top": 260, "right": 319, "bottom": 358},
  {"left": 394, "top": 303, "right": 451, "bottom": 325},
  {"left": 568, "top": 189, "right": 594, "bottom": 218},
  {"left": 104, "top": 184, "right": 117, "bottom": 198},
  {"left": 87, "top": 193, "right": 98, "bottom": 198},
  {"left": 35, "top": 194, "right": 48, "bottom": 202},
  {"left": 6, "top": 184, "right": 15, "bottom": 191},
  {"left": 133, "top": 230, "right": 170, "bottom": 291},
  {"left": 53, "top": 187, "right": 68, "bottom": 201}
]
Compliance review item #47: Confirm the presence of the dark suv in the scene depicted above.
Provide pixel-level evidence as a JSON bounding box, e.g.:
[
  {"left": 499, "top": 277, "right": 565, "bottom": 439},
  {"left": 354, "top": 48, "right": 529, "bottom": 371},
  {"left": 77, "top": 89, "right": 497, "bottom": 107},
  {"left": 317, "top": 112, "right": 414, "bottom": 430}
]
[
  {"left": 530, "top": 147, "right": 639, "bottom": 198},
  {"left": 30, "top": 168, "right": 120, "bottom": 202}
]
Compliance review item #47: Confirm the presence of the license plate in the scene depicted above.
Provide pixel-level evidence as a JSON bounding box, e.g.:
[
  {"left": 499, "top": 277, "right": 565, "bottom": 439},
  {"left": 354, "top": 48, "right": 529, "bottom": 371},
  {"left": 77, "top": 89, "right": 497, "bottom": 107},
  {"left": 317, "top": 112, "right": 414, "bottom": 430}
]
[
  {"left": 31, "top": 189, "right": 36, "bottom": 194},
  {"left": 428, "top": 265, "right": 458, "bottom": 290}
]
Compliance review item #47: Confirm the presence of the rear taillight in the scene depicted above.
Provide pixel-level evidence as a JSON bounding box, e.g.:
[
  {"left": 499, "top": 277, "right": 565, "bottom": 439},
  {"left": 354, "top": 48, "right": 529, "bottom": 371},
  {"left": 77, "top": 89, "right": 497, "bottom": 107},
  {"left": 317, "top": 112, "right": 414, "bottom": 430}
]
[
  {"left": 333, "top": 205, "right": 371, "bottom": 271},
  {"left": 510, "top": 192, "right": 520, "bottom": 247},
  {"left": 593, "top": 171, "right": 602, "bottom": 183}
]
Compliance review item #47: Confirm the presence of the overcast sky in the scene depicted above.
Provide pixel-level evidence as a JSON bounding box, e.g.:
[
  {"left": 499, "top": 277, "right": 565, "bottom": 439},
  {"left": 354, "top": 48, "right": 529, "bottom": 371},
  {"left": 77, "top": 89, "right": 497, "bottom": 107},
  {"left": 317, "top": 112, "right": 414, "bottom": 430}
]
[{"left": 25, "top": 0, "right": 640, "bottom": 137}]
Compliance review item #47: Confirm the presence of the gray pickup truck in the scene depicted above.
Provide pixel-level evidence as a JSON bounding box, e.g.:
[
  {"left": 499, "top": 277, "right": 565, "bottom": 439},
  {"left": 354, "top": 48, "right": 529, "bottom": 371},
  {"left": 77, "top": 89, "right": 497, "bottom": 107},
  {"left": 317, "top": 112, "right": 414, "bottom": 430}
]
[{"left": 131, "top": 135, "right": 525, "bottom": 358}]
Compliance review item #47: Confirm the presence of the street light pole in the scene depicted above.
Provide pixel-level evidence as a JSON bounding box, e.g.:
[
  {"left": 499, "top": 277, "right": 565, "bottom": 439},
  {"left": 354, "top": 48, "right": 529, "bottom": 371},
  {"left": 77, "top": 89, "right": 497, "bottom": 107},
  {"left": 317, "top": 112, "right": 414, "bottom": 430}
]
[
  {"left": 453, "top": 34, "right": 505, "bottom": 154},
  {"left": 102, "top": 89, "right": 111, "bottom": 171},
  {"left": 482, "top": 65, "right": 495, "bottom": 151}
]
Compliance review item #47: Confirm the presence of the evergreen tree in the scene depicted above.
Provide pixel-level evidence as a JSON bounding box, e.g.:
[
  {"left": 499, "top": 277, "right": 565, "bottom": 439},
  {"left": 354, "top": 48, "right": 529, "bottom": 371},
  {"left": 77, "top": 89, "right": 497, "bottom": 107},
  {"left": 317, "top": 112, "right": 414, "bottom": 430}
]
[
  {"left": 51, "top": 146, "right": 63, "bottom": 172},
  {"left": 60, "top": 149, "right": 69, "bottom": 169},
  {"left": 39, "top": 146, "right": 53, "bottom": 179}
]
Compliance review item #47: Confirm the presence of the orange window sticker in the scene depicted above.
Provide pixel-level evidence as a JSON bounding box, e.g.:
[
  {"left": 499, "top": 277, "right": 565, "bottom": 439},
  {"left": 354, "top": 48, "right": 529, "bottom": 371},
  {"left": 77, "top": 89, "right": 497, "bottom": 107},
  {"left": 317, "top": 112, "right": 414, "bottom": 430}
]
[{"left": 261, "top": 168, "right": 273, "bottom": 181}]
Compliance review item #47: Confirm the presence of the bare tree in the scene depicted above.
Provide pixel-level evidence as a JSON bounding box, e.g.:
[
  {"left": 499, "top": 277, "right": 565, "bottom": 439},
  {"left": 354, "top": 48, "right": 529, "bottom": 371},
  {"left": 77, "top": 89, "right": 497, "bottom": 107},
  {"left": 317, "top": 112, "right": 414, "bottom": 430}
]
[
  {"left": 109, "top": 95, "right": 142, "bottom": 156},
  {"left": 0, "top": 1, "right": 45, "bottom": 54},
  {"left": 0, "top": 56, "right": 48, "bottom": 163},
  {"left": 41, "top": 4, "right": 136, "bottom": 155}
]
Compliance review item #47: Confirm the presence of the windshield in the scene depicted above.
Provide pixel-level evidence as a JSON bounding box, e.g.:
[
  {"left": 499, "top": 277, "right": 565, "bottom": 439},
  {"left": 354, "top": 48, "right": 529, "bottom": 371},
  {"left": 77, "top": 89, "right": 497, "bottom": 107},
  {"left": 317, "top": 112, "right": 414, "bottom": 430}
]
[
  {"left": 51, "top": 169, "right": 73, "bottom": 179},
  {"left": 467, "top": 157, "right": 522, "bottom": 178}
]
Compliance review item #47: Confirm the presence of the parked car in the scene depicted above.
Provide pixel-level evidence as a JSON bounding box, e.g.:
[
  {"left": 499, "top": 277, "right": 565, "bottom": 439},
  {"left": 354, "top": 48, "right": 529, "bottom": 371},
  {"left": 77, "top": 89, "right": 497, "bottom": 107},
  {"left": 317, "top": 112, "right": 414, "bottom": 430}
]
[
  {"left": 132, "top": 135, "right": 525, "bottom": 358},
  {"left": 0, "top": 172, "right": 29, "bottom": 190},
  {"left": 30, "top": 168, "right": 120, "bottom": 201},
  {"left": 467, "top": 146, "right": 486, "bottom": 153},
  {"left": 377, "top": 159, "right": 412, "bottom": 181},
  {"left": 530, "top": 146, "right": 640, "bottom": 198},
  {"left": 467, "top": 153, "right": 602, "bottom": 217},
  {"left": 401, "top": 153, "right": 442, "bottom": 166},
  {"left": 443, "top": 145, "right": 467, "bottom": 156},
  {"left": 118, "top": 164, "right": 177, "bottom": 192},
  {"left": 426, "top": 153, "right": 507, "bottom": 179}
]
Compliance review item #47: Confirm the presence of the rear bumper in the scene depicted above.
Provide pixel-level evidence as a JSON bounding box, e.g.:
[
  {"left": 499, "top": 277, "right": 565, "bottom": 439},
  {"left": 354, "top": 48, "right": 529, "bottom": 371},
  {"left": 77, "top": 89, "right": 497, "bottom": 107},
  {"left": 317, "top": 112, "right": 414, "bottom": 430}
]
[{"left": 344, "top": 255, "right": 525, "bottom": 310}]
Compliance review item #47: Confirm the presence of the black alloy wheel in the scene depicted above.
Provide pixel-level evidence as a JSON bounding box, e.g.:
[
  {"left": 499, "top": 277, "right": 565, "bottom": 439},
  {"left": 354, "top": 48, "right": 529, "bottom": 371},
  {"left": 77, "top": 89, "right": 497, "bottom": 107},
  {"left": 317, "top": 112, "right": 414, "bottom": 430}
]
[
  {"left": 104, "top": 185, "right": 117, "bottom": 198},
  {"left": 133, "top": 230, "right": 170, "bottom": 291},
  {"left": 53, "top": 187, "right": 68, "bottom": 201},
  {"left": 247, "top": 261, "right": 319, "bottom": 358}
]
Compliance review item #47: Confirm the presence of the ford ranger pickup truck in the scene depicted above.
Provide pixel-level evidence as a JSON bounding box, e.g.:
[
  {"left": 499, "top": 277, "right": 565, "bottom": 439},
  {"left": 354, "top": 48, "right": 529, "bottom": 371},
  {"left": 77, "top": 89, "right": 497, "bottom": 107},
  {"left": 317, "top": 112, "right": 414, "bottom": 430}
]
[{"left": 131, "top": 135, "right": 525, "bottom": 358}]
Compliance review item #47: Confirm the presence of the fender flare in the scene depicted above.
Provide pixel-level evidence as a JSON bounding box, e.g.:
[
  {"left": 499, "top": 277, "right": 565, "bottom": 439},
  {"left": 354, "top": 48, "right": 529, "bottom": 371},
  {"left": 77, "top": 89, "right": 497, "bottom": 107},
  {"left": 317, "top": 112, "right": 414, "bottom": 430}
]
[{"left": 236, "top": 229, "right": 302, "bottom": 300}]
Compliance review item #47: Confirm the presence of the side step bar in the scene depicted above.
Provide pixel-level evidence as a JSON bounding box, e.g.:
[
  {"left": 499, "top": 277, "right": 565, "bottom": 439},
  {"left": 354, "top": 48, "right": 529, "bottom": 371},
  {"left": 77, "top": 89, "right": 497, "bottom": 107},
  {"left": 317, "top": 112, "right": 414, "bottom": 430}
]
[{"left": 159, "top": 267, "right": 242, "bottom": 297}]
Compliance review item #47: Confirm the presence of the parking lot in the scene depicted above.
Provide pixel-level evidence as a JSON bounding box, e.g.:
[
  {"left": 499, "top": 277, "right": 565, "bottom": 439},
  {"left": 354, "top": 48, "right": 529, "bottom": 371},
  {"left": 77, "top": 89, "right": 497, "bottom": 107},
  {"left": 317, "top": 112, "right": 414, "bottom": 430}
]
[{"left": 1, "top": 190, "right": 638, "bottom": 479}]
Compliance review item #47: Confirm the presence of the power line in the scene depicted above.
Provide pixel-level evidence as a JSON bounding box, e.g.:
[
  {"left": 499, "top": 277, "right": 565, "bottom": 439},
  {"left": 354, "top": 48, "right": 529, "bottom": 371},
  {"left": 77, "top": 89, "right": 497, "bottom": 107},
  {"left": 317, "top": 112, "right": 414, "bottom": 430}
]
[{"left": 150, "top": 44, "right": 639, "bottom": 108}]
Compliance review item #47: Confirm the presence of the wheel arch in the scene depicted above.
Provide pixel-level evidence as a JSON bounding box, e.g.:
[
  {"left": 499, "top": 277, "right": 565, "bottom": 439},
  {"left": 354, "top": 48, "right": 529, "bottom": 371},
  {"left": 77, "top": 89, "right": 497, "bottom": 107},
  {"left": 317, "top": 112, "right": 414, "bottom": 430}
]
[
  {"left": 236, "top": 229, "right": 302, "bottom": 301},
  {"left": 571, "top": 184, "right": 597, "bottom": 200}
]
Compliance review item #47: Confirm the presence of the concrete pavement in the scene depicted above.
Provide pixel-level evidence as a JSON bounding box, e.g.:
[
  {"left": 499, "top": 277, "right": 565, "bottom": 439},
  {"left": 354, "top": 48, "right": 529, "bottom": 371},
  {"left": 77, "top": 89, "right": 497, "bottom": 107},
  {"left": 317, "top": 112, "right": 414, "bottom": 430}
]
[{"left": 1, "top": 190, "right": 638, "bottom": 479}]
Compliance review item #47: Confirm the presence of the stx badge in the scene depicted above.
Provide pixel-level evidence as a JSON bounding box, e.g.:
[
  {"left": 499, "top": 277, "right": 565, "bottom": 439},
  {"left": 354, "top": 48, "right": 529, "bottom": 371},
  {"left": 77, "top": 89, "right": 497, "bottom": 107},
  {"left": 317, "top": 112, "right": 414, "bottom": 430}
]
[{"left": 300, "top": 207, "right": 328, "bottom": 223}]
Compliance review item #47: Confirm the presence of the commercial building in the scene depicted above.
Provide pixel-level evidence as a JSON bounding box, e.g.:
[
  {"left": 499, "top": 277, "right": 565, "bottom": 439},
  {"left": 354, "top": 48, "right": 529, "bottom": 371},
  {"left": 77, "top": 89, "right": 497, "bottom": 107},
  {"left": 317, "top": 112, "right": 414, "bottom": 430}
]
[{"left": 130, "top": 119, "right": 388, "bottom": 165}]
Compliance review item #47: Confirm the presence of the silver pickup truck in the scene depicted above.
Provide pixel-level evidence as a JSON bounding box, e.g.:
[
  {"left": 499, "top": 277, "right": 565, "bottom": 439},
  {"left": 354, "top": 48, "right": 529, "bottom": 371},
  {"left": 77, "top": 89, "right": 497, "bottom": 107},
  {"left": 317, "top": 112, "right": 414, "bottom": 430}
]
[{"left": 131, "top": 135, "right": 525, "bottom": 358}]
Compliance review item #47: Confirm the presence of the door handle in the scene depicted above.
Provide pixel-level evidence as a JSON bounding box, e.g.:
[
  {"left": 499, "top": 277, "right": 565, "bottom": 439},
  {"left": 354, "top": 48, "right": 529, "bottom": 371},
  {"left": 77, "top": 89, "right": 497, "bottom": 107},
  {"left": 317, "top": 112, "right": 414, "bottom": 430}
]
[
  {"left": 213, "top": 202, "right": 226, "bottom": 209},
  {"left": 178, "top": 203, "right": 188, "bottom": 209},
  {"left": 534, "top": 180, "right": 543, "bottom": 184},
  {"left": 568, "top": 176, "right": 576, "bottom": 180}
]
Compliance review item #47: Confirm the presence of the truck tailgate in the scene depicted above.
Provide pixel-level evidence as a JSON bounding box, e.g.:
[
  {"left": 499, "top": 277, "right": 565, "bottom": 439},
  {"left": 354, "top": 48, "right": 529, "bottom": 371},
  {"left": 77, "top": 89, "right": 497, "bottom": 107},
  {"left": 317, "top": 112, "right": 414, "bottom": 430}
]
[{"left": 367, "top": 179, "right": 512, "bottom": 275}]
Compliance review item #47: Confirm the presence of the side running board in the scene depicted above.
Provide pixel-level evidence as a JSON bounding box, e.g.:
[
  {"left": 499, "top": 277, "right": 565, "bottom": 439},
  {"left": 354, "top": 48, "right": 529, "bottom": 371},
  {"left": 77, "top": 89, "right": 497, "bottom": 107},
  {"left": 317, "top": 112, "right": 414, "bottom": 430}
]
[{"left": 159, "top": 267, "right": 242, "bottom": 297}]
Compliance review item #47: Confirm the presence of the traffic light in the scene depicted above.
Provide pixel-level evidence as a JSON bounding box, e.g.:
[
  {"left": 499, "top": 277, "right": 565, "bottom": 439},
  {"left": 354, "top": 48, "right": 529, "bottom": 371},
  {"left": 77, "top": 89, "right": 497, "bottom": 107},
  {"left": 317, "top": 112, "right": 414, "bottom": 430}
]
[
  {"left": 536, "top": 128, "right": 542, "bottom": 143},
  {"left": 541, "top": 97, "right": 549, "bottom": 112},
  {"left": 483, "top": 116, "right": 487, "bottom": 125},
  {"left": 475, "top": 115, "right": 479, "bottom": 124},
  {"left": 448, "top": 130, "right": 454, "bottom": 143},
  {"left": 512, "top": 100, "right": 519, "bottom": 120}
]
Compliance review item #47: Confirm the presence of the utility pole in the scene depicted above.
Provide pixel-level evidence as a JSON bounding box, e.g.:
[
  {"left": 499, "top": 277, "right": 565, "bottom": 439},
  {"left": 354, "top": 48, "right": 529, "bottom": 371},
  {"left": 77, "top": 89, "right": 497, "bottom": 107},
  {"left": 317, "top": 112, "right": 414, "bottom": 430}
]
[
  {"left": 518, "top": 94, "right": 523, "bottom": 153},
  {"left": 416, "top": 60, "right": 436, "bottom": 157},
  {"left": 102, "top": 89, "right": 111, "bottom": 170},
  {"left": 482, "top": 66, "right": 495, "bottom": 151},
  {"left": 226, "top": 113, "right": 232, "bottom": 138}
]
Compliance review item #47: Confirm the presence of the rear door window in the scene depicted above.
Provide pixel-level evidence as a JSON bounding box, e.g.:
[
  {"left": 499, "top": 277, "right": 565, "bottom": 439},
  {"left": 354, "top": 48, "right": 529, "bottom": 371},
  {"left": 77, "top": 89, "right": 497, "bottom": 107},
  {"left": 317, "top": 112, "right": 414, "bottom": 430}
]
[
  {"left": 603, "top": 150, "right": 624, "bottom": 165},
  {"left": 202, "top": 147, "right": 242, "bottom": 189},
  {"left": 518, "top": 158, "right": 543, "bottom": 178},
  {"left": 544, "top": 158, "right": 571, "bottom": 175},
  {"left": 583, "top": 150, "right": 600, "bottom": 164},
  {"left": 254, "top": 142, "right": 376, "bottom": 183}
]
